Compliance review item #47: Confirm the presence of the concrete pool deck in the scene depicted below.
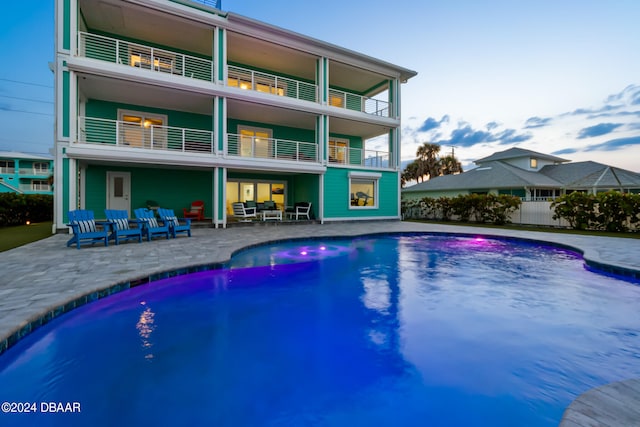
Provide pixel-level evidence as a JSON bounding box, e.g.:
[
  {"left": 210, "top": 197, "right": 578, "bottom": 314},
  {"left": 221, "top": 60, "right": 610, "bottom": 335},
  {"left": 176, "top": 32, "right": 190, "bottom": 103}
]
[{"left": 0, "top": 220, "right": 639, "bottom": 426}]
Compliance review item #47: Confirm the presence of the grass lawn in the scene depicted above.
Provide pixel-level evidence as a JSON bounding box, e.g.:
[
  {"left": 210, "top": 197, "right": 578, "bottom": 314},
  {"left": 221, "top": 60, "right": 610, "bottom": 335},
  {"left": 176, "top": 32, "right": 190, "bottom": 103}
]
[{"left": 0, "top": 222, "right": 54, "bottom": 252}]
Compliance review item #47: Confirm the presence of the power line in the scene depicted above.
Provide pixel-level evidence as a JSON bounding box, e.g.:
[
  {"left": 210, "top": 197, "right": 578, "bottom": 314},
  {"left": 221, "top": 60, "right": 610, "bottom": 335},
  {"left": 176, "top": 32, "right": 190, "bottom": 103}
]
[
  {"left": 0, "top": 77, "right": 53, "bottom": 89},
  {"left": 0, "top": 108, "right": 53, "bottom": 117},
  {"left": 0, "top": 94, "right": 53, "bottom": 104}
]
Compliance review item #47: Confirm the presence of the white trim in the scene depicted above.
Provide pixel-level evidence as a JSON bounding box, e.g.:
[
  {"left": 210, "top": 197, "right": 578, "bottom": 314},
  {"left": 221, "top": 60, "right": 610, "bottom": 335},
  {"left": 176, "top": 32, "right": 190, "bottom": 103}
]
[
  {"left": 348, "top": 171, "right": 382, "bottom": 179},
  {"left": 323, "top": 216, "right": 401, "bottom": 222}
]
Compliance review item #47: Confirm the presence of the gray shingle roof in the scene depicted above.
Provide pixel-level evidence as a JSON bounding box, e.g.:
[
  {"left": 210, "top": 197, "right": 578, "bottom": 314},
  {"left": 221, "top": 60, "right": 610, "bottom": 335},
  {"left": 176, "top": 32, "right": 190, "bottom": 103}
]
[
  {"left": 403, "top": 151, "right": 640, "bottom": 194},
  {"left": 474, "top": 147, "right": 569, "bottom": 165},
  {"left": 403, "top": 160, "right": 562, "bottom": 192},
  {"left": 541, "top": 161, "right": 640, "bottom": 188}
]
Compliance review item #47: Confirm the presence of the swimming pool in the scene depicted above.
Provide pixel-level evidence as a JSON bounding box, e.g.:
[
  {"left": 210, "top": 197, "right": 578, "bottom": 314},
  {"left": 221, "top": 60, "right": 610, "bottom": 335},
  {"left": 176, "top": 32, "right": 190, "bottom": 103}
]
[{"left": 1, "top": 234, "right": 639, "bottom": 426}]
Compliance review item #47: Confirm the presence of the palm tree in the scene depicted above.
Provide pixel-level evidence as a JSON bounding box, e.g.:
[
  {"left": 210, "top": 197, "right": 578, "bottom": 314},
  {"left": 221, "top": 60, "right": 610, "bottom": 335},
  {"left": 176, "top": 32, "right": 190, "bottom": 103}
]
[
  {"left": 438, "top": 154, "right": 463, "bottom": 175},
  {"left": 401, "top": 161, "right": 420, "bottom": 187},
  {"left": 416, "top": 142, "right": 441, "bottom": 181}
]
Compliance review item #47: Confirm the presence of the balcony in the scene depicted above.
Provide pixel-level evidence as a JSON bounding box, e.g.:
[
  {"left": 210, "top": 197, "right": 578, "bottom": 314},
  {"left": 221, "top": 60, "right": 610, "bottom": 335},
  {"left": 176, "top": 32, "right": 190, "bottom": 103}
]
[
  {"left": 228, "top": 65, "right": 317, "bottom": 103},
  {"left": 77, "top": 32, "right": 214, "bottom": 82},
  {"left": 328, "top": 146, "right": 391, "bottom": 169},
  {"left": 18, "top": 168, "right": 51, "bottom": 177},
  {"left": 19, "top": 183, "right": 52, "bottom": 192},
  {"left": 227, "top": 134, "right": 318, "bottom": 163},
  {"left": 328, "top": 88, "right": 391, "bottom": 117},
  {"left": 78, "top": 117, "right": 214, "bottom": 154}
]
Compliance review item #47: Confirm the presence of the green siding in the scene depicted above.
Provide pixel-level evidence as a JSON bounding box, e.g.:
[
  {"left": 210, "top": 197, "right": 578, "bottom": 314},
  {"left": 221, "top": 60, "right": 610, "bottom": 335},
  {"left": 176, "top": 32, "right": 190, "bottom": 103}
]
[
  {"left": 62, "top": 157, "right": 70, "bottom": 222},
  {"left": 84, "top": 165, "right": 213, "bottom": 217},
  {"left": 499, "top": 188, "right": 526, "bottom": 198},
  {"left": 401, "top": 190, "right": 469, "bottom": 200},
  {"left": 228, "top": 119, "right": 315, "bottom": 143},
  {"left": 217, "top": 28, "right": 224, "bottom": 80},
  {"left": 62, "top": 71, "right": 70, "bottom": 137},
  {"left": 324, "top": 168, "right": 398, "bottom": 218},
  {"left": 86, "top": 100, "right": 212, "bottom": 130},
  {"left": 63, "top": 0, "right": 71, "bottom": 50}
]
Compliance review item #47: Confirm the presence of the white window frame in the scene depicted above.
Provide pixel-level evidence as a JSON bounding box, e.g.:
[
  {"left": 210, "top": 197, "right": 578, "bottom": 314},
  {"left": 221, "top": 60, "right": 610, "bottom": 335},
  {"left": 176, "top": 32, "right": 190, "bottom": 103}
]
[
  {"left": 117, "top": 109, "right": 168, "bottom": 149},
  {"left": 328, "top": 137, "right": 349, "bottom": 164},
  {"left": 238, "top": 125, "right": 273, "bottom": 158},
  {"left": 348, "top": 171, "right": 380, "bottom": 209},
  {"left": 33, "top": 162, "right": 49, "bottom": 174}
]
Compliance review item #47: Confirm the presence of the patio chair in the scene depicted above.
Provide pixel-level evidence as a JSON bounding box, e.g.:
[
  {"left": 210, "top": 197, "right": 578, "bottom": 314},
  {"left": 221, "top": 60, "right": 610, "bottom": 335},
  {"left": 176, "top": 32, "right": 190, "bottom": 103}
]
[
  {"left": 66, "top": 209, "right": 109, "bottom": 249},
  {"left": 104, "top": 209, "right": 143, "bottom": 245},
  {"left": 232, "top": 202, "right": 257, "bottom": 222},
  {"left": 285, "top": 202, "right": 312, "bottom": 220},
  {"left": 158, "top": 208, "right": 192, "bottom": 238},
  {"left": 183, "top": 200, "right": 205, "bottom": 221},
  {"left": 134, "top": 208, "right": 171, "bottom": 241}
]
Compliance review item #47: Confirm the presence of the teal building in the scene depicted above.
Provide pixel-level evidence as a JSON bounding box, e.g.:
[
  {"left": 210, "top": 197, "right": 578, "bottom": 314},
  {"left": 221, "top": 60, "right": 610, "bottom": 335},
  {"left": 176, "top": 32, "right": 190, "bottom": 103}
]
[{"left": 53, "top": 0, "right": 416, "bottom": 229}]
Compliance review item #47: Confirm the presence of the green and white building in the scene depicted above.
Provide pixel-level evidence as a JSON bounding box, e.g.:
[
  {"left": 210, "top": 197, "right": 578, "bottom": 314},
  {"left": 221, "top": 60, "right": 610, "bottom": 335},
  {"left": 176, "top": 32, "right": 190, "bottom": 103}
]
[
  {"left": 53, "top": 0, "right": 416, "bottom": 230},
  {"left": 0, "top": 151, "right": 54, "bottom": 195}
]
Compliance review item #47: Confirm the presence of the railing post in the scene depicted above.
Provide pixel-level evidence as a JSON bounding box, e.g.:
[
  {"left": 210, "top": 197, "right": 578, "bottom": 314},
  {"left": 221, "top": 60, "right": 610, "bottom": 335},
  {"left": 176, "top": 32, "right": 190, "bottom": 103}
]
[
  {"left": 182, "top": 128, "right": 186, "bottom": 151},
  {"left": 115, "top": 120, "right": 120, "bottom": 146}
]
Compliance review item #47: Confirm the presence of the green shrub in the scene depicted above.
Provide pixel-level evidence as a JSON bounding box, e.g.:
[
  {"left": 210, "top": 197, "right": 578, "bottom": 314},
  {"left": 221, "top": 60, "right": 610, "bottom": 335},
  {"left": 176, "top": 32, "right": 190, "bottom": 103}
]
[
  {"left": 401, "top": 194, "right": 521, "bottom": 225},
  {"left": 0, "top": 194, "right": 53, "bottom": 226},
  {"left": 551, "top": 191, "right": 640, "bottom": 232}
]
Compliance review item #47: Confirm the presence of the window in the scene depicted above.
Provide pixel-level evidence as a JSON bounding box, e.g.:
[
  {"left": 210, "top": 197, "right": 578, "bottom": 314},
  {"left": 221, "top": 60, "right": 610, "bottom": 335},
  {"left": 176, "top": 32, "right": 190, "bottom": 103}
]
[
  {"left": 328, "top": 138, "right": 348, "bottom": 164},
  {"left": 118, "top": 110, "right": 167, "bottom": 149},
  {"left": 349, "top": 172, "right": 380, "bottom": 208},
  {"left": 0, "top": 160, "right": 15, "bottom": 173},
  {"left": 33, "top": 162, "right": 49, "bottom": 174},
  {"left": 238, "top": 126, "right": 272, "bottom": 158},
  {"left": 530, "top": 158, "right": 538, "bottom": 169},
  {"left": 31, "top": 180, "right": 50, "bottom": 191},
  {"left": 228, "top": 67, "right": 286, "bottom": 97},
  {"left": 226, "top": 180, "right": 286, "bottom": 214},
  {"left": 129, "top": 48, "right": 175, "bottom": 74}
]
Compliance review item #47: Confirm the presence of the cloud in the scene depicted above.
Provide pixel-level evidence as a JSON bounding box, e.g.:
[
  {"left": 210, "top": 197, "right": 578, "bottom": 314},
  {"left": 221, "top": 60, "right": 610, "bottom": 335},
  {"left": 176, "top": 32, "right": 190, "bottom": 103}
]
[
  {"left": 605, "top": 84, "right": 640, "bottom": 105},
  {"left": 552, "top": 148, "right": 579, "bottom": 155},
  {"left": 524, "top": 116, "right": 552, "bottom": 128},
  {"left": 577, "top": 123, "right": 623, "bottom": 139},
  {"left": 584, "top": 136, "right": 640, "bottom": 152},
  {"left": 433, "top": 124, "right": 532, "bottom": 148},
  {"left": 486, "top": 121, "right": 500, "bottom": 130},
  {"left": 417, "top": 115, "right": 449, "bottom": 132}
]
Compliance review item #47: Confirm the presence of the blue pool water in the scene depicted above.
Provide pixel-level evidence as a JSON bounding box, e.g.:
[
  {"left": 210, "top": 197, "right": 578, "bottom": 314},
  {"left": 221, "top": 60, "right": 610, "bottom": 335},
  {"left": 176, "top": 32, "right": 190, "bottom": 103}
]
[{"left": 1, "top": 234, "right": 640, "bottom": 426}]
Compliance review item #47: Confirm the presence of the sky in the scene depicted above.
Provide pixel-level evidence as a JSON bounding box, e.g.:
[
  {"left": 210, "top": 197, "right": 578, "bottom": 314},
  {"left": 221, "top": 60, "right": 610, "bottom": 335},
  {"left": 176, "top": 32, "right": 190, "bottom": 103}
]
[{"left": 0, "top": 0, "right": 638, "bottom": 172}]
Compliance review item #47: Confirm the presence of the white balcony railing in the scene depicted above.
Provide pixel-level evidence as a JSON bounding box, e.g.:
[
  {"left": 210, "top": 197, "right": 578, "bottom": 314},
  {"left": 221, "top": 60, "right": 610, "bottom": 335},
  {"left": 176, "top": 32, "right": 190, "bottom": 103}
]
[
  {"left": 77, "top": 32, "right": 214, "bottom": 82},
  {"left": 0, "top": 167, "right": 15, "bottom": 174},
  {"left": 78, "top": 117, "right": 214, "bottom": 154},
  {"left": 328, "top": 89, "right": 391, "bottom": 117},
  {"left": 228, "top": 65, "right": 317, "bottom": 103},
  {"left": 227, "top": 134, "right": 318, "bottom": 163},
  {"left": 328, "top": 146, "right": 391, "bottom": 169},
  {"left": 18, "top": 168, "right": 50, "bottom": 176},
  {"left": 19, "top": 183, "right": 52, "bottom": 192}
]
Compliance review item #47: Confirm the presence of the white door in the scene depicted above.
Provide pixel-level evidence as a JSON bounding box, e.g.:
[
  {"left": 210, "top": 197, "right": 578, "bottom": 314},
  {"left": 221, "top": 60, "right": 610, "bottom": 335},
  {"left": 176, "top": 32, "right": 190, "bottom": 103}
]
[{"left": 107, "top": 171, "right": 131, "bottom": 213}]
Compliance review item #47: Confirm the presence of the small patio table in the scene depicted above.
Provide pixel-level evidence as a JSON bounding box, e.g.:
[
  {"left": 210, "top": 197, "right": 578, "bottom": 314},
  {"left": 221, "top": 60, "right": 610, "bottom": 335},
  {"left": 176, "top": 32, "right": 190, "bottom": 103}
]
[{"left": 260, "top": 210, "right": 282, "bottom": 221}]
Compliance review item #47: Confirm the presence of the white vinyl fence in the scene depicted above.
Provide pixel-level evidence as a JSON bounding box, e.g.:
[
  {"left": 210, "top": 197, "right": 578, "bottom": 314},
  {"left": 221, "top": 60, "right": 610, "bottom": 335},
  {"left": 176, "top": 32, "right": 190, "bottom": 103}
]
[{"left": 508, "top": 201, "right": 569, "bottom": 227}]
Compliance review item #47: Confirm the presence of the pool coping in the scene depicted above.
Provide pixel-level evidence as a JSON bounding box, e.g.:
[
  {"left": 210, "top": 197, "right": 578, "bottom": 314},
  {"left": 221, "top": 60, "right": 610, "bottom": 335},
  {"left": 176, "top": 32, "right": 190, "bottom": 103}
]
[{"left": 1, "top": 221, "right": 639, "bottom": 426}]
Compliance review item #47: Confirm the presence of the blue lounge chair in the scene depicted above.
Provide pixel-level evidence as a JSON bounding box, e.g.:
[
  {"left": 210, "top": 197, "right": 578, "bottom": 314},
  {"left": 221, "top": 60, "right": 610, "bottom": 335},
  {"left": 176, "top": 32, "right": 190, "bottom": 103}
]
[
  {"left": 134, "top": 208, "right": 170, "bottom": 241},
  {"left": 158, "top": 208, "right": 192, "bottom": 238},
  {"left": 104, "top": 209, "right": 143, "bottom": 245},
  {"left": 66, "top": 210, "right": 109, "bottom": 249}
]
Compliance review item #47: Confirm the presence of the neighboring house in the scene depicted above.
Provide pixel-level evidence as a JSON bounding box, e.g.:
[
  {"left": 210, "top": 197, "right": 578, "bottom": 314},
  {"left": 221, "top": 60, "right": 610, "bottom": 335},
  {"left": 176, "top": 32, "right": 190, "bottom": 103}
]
[
  {"left": 53, "top": 0, "right": 417, "bottom": 230},
  {"left": 402, "top": 147, "right": 640, "bottom": 200},
  {"left": 0, "top": 151, "right": 54, "bottom": 195}
]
